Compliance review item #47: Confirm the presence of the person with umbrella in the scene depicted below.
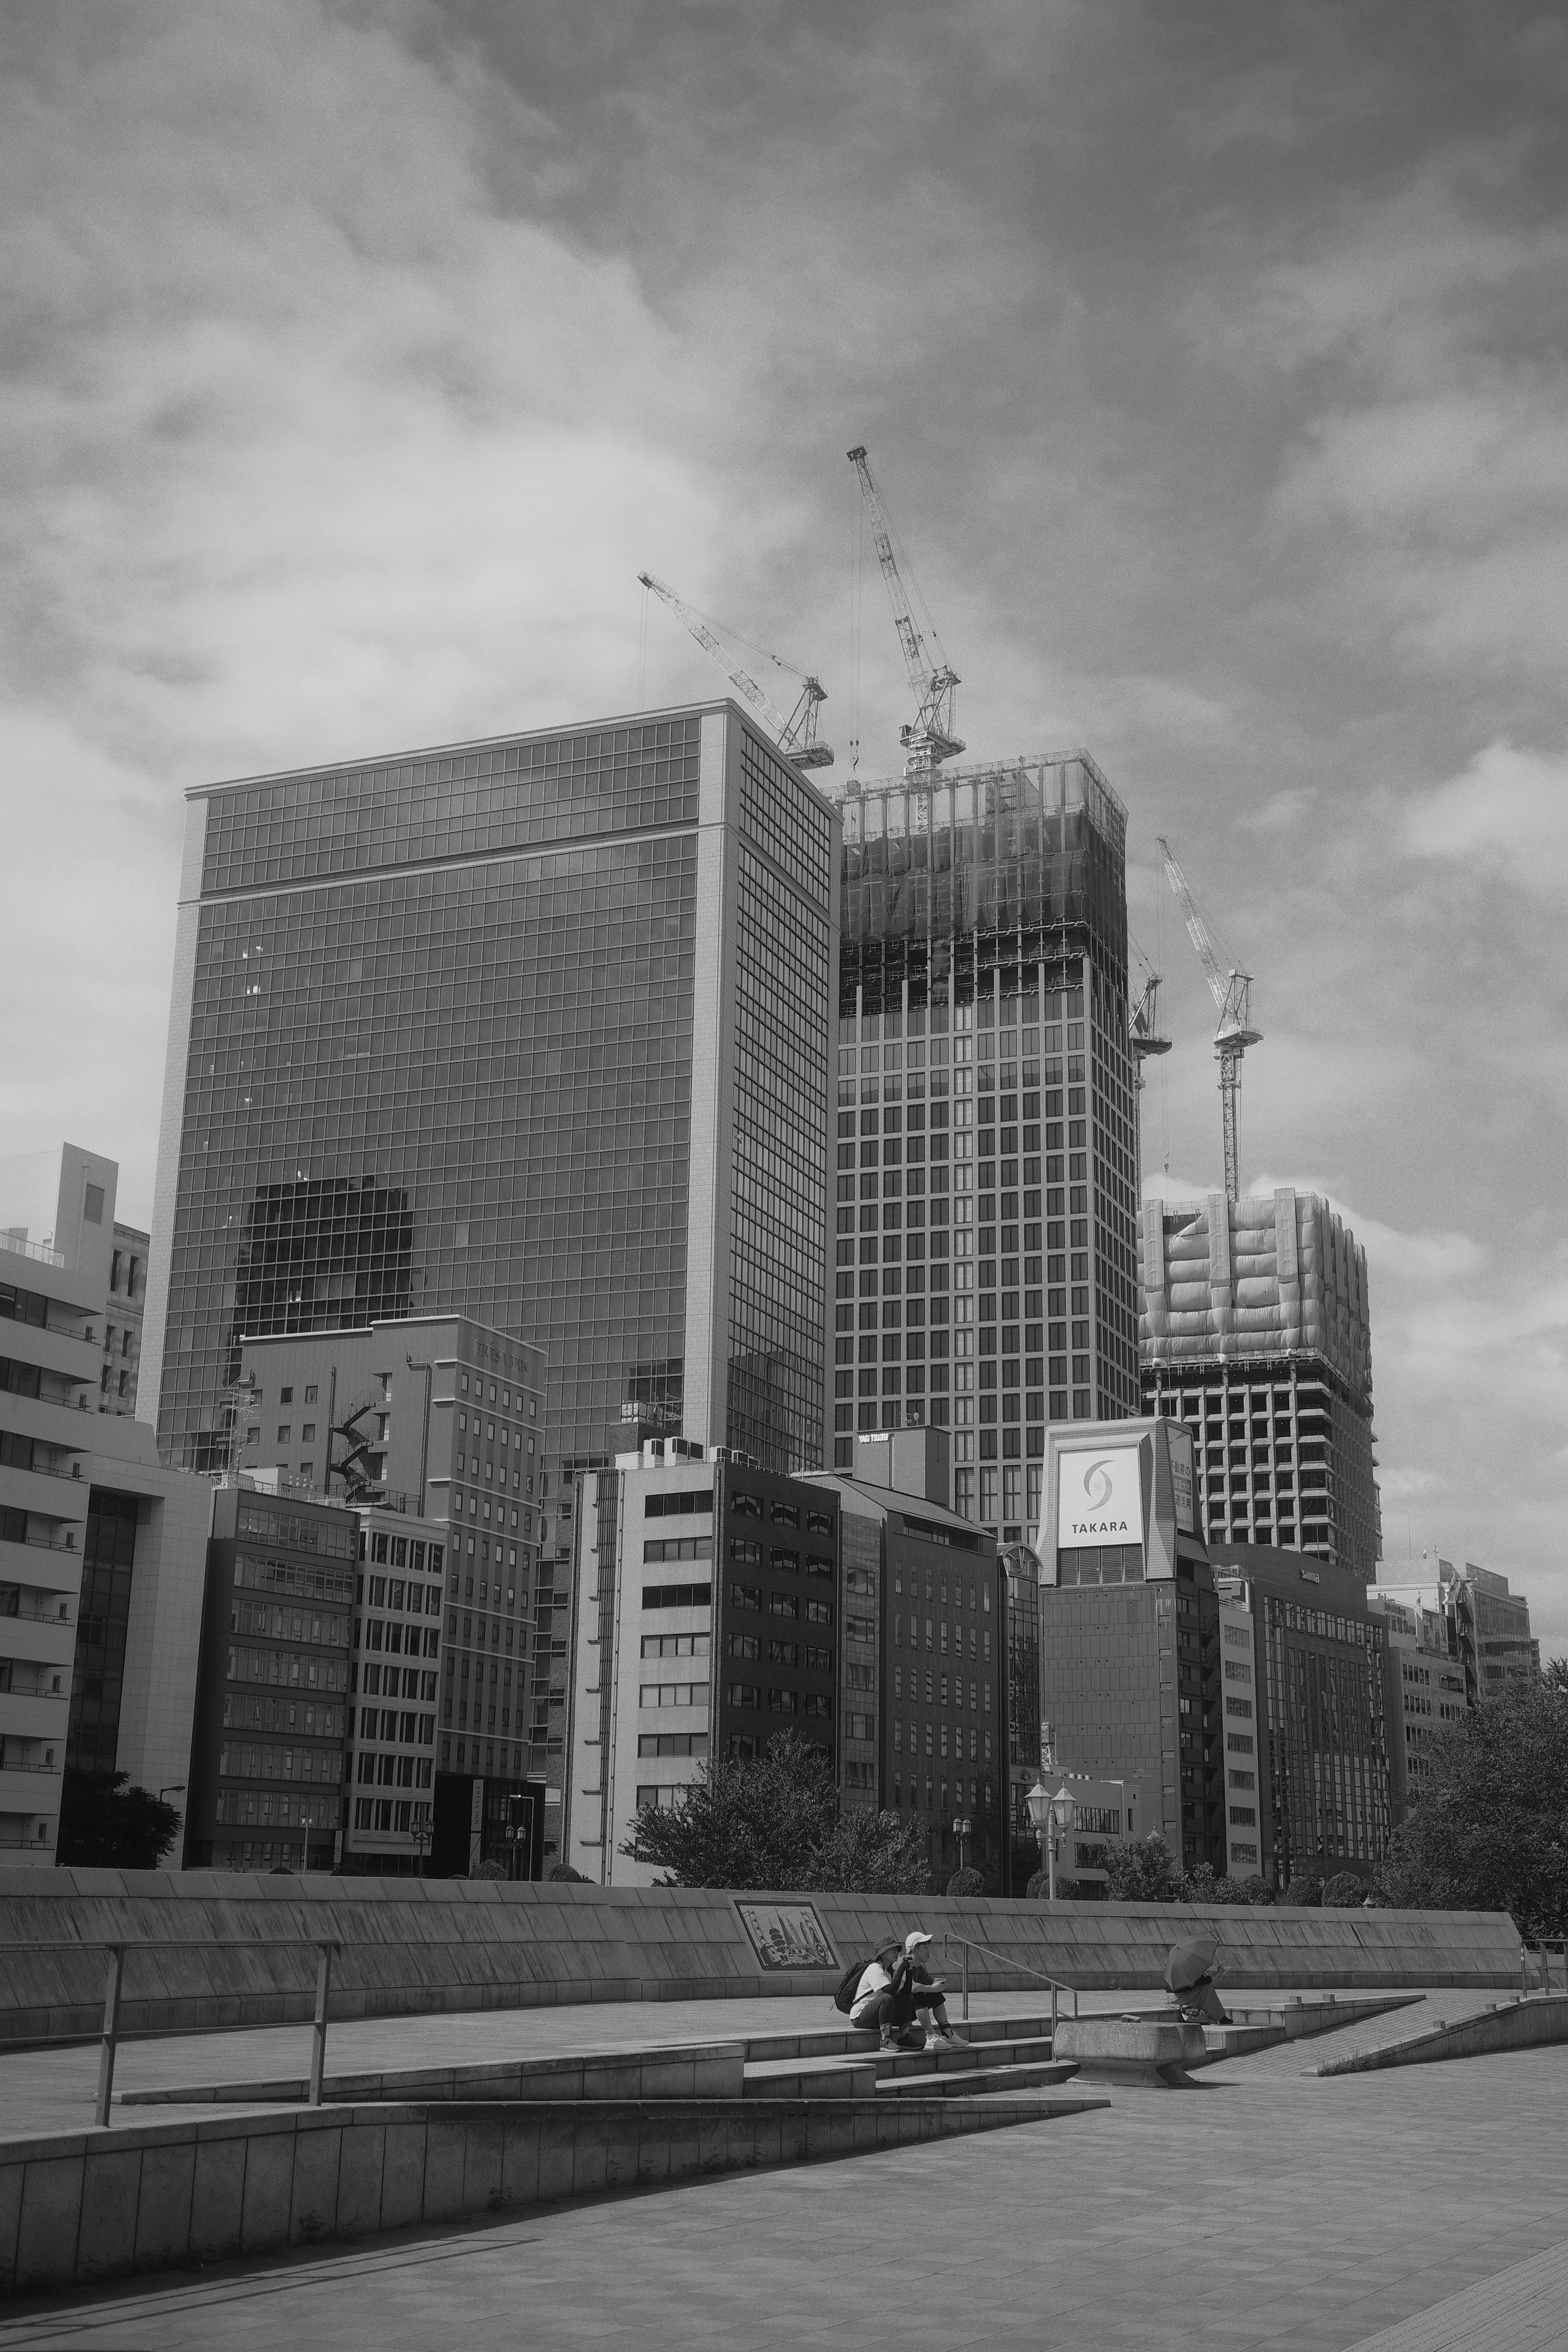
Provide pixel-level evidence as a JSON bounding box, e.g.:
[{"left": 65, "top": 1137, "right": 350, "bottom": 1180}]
[{"left": 1165, "top": 1932, "right": 1231, "bottom": 2025}]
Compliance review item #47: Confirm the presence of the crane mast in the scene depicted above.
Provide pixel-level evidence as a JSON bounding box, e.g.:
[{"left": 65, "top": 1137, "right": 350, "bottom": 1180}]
[
  {"left": 846, "top": 445, "right": 963, "bottom": 780},
  {"left": 1126, "top": 943, "right": 1171, "bottom": 1196},
  {"left": 1157, "top": 837, "right": 1262, "bottom": 1204},
  {"left": 637, "top": 572, "right": 834, "bottom": 770}
]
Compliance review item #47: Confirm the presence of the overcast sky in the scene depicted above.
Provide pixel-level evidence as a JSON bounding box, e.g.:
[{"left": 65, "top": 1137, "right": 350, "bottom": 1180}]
[{"left": 2, "top": 2, "right": 1564, "bottom": 1638}]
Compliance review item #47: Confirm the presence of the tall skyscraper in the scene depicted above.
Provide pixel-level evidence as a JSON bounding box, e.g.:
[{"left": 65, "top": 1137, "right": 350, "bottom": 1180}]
[
  {"left": 829, "top": 752, "right": 1140, "bottom": 1547},
  {"left": 144, "top": 701, "right": 838, "bottom": 1577},
  {"left": 1140, "top": 1189, "right": 1382, "bottom": 1579}
]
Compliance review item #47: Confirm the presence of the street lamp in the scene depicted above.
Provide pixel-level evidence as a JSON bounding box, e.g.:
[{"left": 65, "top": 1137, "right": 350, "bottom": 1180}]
[
  {"left": 1024, "top": 1777, "right": 1079, "bottom": 1901},
  {"left": 951, "top": 1813, "right": 972, "bottom": 1872},
  {"left": 159, "top": 1784, "right": 185, "bottom": 1806},
  {"left": 409, "top": 1807, "right": 432, "bottom": 1879}
]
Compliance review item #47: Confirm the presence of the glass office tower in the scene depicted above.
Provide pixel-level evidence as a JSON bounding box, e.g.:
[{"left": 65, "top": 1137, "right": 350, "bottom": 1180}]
[
  {"left": 144, "top": 704, "right": 837, "bottom": 1588},
  {"left": 830, "top": 753, "right": 1138, "bottom": 1547}
]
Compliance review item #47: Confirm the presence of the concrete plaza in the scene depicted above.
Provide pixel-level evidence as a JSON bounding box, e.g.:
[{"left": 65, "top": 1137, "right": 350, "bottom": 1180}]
[{"left": 2, "top": 1988, "right": 1566, "bottom": 2349}]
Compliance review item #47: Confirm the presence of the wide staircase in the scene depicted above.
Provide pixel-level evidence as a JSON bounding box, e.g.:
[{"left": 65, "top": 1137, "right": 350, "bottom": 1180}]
[{"left": 742, "top": 2010, "right": 1075, "bottom": 2101}]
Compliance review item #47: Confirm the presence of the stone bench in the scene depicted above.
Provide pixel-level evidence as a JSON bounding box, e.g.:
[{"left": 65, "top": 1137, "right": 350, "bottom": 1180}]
[{"left": 1054, "top": 2017, "right": 1208, "bottom": 2088}]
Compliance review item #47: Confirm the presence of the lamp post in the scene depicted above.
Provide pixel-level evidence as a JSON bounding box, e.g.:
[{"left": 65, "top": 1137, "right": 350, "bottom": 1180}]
[
  {"left": 410, "top": 1807, "right": 432, "bottom": 1879},
  {"left": 951, "top": 1813, "right": 972, "bottom": 1873},
  {"left": 1024, "top": 1777, "right": 1079, "bottom": 1901},
  {"left": 299, "top": 1813, "right": 312, "bottom": 1873},
  {"left": 158, "top": 1784, "right": 185, "bottom": 1806}
]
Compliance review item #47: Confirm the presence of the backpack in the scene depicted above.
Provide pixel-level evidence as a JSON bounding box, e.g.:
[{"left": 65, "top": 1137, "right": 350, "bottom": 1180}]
[{"left": 833, "top": 1956, "right": 873, "bottom": 2015}]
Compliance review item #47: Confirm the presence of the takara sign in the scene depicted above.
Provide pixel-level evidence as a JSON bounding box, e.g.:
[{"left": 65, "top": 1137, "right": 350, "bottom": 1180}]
[{"left": 1056, "top": 1447, "right": 1145, "bottom": 1547}]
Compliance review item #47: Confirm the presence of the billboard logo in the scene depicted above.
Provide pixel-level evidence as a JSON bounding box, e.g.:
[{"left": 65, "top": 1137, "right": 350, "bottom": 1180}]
[{"left": 1082, "top": 1458, "right": 1116, "bottom": 1512}]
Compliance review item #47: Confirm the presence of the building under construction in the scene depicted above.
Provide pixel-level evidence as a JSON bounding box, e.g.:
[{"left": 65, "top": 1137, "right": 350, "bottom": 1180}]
[
  {"left": 1138, "top": 1189, "right": 1381, "bottom": 1580},
  {"left": 829, "top": 751, "right": 1141, "bottom": 1546}
]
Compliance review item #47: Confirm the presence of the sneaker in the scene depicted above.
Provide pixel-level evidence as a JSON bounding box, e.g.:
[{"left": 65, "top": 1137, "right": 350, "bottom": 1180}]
[
  {"left": 879, "top": 2027, "right": 899, "bottom": 2052},
  {"left": 898, "top": 2027, "right": 929, "bottom": 2051},
  {"left": 933, "top": 2024, "right": 962, "bottom": 2047}
]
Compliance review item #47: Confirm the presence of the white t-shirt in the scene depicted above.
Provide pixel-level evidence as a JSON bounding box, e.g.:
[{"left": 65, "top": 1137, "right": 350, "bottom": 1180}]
[{"left": 850, "top": 1959, "right": 892, "bottom": 2025}]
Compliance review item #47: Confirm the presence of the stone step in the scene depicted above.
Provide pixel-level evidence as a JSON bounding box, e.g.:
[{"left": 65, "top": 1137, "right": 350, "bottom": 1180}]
[
  {"left": 876, "top": 2058, "right": 1078, "bottom": 2098},
  {"left": 738, "top": 2012, "right": 1058, "bottom": 2067},
  {"left": 742, "top": 2033, "right": 1057, "bottom": 2100}
]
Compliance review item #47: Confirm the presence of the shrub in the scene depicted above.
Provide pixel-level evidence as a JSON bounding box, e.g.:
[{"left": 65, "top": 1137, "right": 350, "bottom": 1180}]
[
  {"left": 1025, "top": 1868, "right": 1049, "bottom": 1900},
  {"left": 945, "top": 1866, "right": 984, "bottom": 1898},
  {"left": 1238, "top": 1874, "right": 1276, "bottom": 1906},
  {"left": 1283, "top": 1874, "right": 1322, "bottom": 1907},
  {"left": 1101, "top": 1834, "right": 1182, "bottom": 1903},
  {"left": 1321, "top": 1871, "right": 1368, "bottom": 1907},
  {"left": 547, "top": 1863, "right": 588, "bottom": 1883},
  {"left": 472, "top": 1858, "right": 507, "bottom": 1882}
]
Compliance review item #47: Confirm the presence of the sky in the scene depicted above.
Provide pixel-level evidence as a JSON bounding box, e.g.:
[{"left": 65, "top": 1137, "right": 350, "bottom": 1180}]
[{"left": 1, "top": 2, "right": 1565, "bottom": 1638}]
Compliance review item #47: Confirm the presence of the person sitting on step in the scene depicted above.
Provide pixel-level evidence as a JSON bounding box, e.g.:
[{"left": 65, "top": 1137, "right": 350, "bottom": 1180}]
[{"left": 849, "top": 1931, "right": 962, "bottom": 2051}]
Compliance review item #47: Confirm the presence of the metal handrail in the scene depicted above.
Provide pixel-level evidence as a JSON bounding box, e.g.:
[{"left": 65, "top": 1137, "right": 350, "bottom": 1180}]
[
  {"left": 942, "top": 1930, "right": 1080, "bottom": 2041},
  {"left": 0, "top": 1936, "right": 340, "bottom": 2127}
]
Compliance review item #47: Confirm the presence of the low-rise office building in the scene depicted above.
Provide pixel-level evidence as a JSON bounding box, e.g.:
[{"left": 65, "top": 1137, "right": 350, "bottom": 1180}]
[
  {"left": 1033, "top": 1414, "right": 1227, "bottom": 1875},
  {"left": 184, "top": 1482, "right": 357, "bottom": 1870},
  {"left": 2, "top": 1146, "right": 209, "bottom": 1863},
  {"left": 801, "top": 1427, "right": 1007, "bottom": 1888},
  {"left": 1210, "top": 1540, "right": 1396, "bottom": 1889},
  {"left": 342, "top": 1508, "right": 445, "bottom": 1871},
  {"left": 563, "top": 1441, "right": 840, "bottom": 1886},
  {"left": 233, "top": 1314, "right": 551, "bottom": 1864},
  {"left": 1370, "top": 1590, "right": 1464, "bottom": 1816}
]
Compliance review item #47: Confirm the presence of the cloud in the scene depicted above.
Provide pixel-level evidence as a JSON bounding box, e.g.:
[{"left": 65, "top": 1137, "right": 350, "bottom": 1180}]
[{"left": 1405, "top": 740, "right": 1568, "bottom": 899}]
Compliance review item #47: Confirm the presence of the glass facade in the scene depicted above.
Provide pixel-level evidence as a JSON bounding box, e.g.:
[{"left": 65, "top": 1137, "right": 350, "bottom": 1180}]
[
  {"left": 830, "top": 753, "right": 1138, "bottom": 1548},
  {"left": 65, "top": 1492, "right": 140, "bottom": 1776},
  {"left": 153, "top": 708, "right": 834, "bottom": 1591}
]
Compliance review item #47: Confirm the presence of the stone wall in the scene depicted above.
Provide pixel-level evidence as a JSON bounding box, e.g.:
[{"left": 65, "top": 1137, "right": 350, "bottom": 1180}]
[{"left": 0, "top": 1868, "right": 1521, "bottom": 2045}]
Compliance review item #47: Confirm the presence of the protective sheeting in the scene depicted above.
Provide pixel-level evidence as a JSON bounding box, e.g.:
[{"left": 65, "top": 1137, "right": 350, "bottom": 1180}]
[{"left": 1139, "top": 1188, "right": 1372, "bottom": 1404}]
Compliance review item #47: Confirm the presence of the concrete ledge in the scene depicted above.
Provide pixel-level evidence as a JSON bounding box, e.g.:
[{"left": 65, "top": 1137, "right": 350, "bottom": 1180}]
[
  {"left": 1315, "top": 1993, "right": 1568, "bottom": 2076},
  {"left": 120, "top": 2043, "right": 746, "bottom": 2110},
  {"left": 1054, "top": 2018, "right": 1209, "bottom": 2088},
  {"left": 0, "top": 2089, "right": 1109, "bottom": 2301}
]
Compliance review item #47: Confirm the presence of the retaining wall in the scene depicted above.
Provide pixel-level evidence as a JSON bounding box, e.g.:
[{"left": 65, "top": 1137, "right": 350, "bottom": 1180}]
[
  {"left": 0, "top": 2090, "right": 1098, "bottom": 2301},
  {"left": 0, "top": 1869, "right": 1521, "bottom": 2046}
]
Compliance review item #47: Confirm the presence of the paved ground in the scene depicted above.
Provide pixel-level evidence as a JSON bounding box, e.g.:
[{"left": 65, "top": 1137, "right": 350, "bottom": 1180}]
[{"left": 4, "top": 1987, "right": 1565, "bottom": 2349}]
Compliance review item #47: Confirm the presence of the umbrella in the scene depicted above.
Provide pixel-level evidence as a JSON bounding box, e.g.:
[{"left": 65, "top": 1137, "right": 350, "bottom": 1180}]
[{"left": 1165, "top": 1935, "right": 1219, "bottom": 1996}]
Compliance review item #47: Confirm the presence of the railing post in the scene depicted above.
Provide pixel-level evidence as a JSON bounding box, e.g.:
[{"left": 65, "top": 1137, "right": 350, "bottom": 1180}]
[
  {"left": 962, "top": 1941, "right": 969, "bottom": 2024},
  {"left": 95, "top": 1944, "right": 125, "bottom": 2128},
  {"left": 1051, "top": 1984, "right": 1058, "bottom": 2049},
  {"left": 310, "top": 1942, "right": 336, "bottom": 2107}
]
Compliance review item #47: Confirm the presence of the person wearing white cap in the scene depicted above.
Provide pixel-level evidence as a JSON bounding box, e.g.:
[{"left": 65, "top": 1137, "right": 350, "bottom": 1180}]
[{"left": 848, "top": 1929, "right": 961, "bottom": 2051}]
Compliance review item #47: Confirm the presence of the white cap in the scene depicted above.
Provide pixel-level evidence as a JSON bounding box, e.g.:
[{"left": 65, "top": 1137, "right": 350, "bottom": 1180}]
[{"left": 904, "top": 1930, "right": 932, "bottom": 1955}]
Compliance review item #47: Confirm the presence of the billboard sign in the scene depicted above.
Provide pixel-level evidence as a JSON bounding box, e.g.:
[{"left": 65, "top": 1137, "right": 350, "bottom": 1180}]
[{"left": 1056, "top": 1447, "right": 1144, "bottom": 1547}]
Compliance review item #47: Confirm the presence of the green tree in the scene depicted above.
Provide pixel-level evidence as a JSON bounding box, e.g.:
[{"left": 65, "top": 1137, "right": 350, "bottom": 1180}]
[
  {"left": 622, "top": 1731, "right": 927, "bottom": 1892},
  {"left": 56, "top": 1771, "right": 181, "bottom": 1869},
  {"left": 1099, "top": 1833, "right": 1182, "bottom": 1903},
  {"left": 1380, "top": 1680, "right": 1568, "bottom": 1938}
]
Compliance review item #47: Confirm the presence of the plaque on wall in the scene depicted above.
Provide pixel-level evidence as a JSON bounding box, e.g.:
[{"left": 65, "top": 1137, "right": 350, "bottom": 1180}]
[{"left": 734, "top": 1899, "right": 839, "bottom": 1971}]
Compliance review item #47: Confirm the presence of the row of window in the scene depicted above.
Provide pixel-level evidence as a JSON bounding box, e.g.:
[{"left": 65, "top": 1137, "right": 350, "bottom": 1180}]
[
  {"left": 725, "top": 1687, "right": 832, "bottom": 1717},
  {"left": 729, "top": 1584, "right": 834, "bottom": 1626}
]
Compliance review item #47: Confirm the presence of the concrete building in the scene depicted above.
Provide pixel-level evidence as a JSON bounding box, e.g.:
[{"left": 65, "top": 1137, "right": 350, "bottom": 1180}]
[
  {"left": 184, "top": 1482, "right": 357, "bottom": 1871},
  {"left": 1140, "top": 1189, "right": 1382, "bottom": 1579},
  {"left": 828, "top": 753, "right": 1139, "bottom": 1548},
  {"left": 562, "top": 1441, "right": 840, "bottom": 1886},
  {"left": 1, "top": 1148, "right": 209, "bottom": 1865},
  {"left": 801, "top": 1426, "right": 1006, "bottom": 1887},
  {"left": 1370, "top": 1589, "right": 1465, "bottom": 1815},
  {"left": 1032, "top": 1414, "right": 1226, "bottom": 1874},
  {"left": 100, "top": 1225, "right": 147, "bottom": 1417},
  {"left": 1210, "top": 1541, "right": 1396, "bottom": 1890},
  {"left": 342, "top": 1506, "right": 445, "bottom": 1873},
  {"left": 143, "top": 704, "right": 839, "bottom": 1572},
  {"left": 232, "top": 1314, "right": 552, "bottom": 1856}
]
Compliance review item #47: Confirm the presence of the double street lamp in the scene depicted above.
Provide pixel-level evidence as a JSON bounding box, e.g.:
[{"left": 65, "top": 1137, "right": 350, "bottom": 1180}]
[
  {"left": 951, "top": 1813, "right": 972, "bottom": 1873},
  {"left": 1024, "top": 1777, "right": 1078, "bottom": 1902}
]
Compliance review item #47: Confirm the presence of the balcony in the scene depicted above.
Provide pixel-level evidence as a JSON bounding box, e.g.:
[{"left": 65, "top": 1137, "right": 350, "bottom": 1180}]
[{"left": 0, "top": 1691, "right": 69, "bottom": 1738}]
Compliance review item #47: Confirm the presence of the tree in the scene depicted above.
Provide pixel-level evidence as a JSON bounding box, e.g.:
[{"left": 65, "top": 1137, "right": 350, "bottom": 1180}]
[
  {"left": 56, "top": 1771, "right": 181, "bottom": 1869},
  {"left": 621, "top": 1731, "right": 927, "bottom": 1892},
  {"left": 946, "top": 1866, "right": 984, "bottom": 1898},
  {"left": 1100, "top": 1833, "right": 1182, "bottom": 1903},
  {"left": 1283, "top": 1875, "right": 1323, "bottom": 1907},
  {"left": 1321, "top": 1871, "right": 1369, "bottom": 1907},
  {"left": 1379, "top": 1680, "right": 1568, "bottom": 1938}
]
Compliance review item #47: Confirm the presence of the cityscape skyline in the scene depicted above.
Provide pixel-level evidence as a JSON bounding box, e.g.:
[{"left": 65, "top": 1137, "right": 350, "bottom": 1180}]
[{"left": 1, "top": 7, "right": 1563, "bottom": 1646}]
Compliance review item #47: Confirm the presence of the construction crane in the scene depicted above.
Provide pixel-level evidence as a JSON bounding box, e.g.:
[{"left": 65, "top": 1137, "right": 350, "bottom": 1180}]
[
  {"left": 637, "top": 572, "right": 833, "bottom": 769},
  {"left": 1157, "top": 837, "right": 1262, "bottom": 1203},
  {"left": 1126, "top": 931, "right": 1171, "bottom": 1195},
  {"left": 846, "top": 445, "right": 963, "bottom": 780}
]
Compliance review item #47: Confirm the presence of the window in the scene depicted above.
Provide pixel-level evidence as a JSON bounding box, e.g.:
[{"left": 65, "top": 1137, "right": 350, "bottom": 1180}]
[
  {"left": 726, "top": 1633, "right": 760, "bottom": 1661},
  {"left": 768, "top": 1593, "right": 800, "bottom": 1620},
  {"left": 277, "top": 1426, "right": 291, "bottom": 1444},
  {"left": 806, "top": 1599, "right": 833, "bottom": 1626},
  {"left": 642, "top": 1582, "right": 712, "bottom": 1610},
  {"left": 643, "top": 1632, "right": 710, "bottom": 1659},
  {"left": 305, "top": 1385, "right": 318, "bottom": 1403},
  {"left": 644, "top": 1536, "right": 711, "bottom": 1564},
  {"left": 281, "top": 1387, "right": 294, "bottom": 1404},
  {"left": 83, "top": 1184, "right": 104, "bottom": 1225},
  {"left": 1228, "top": 1805, "right": 1257, "bottom": 1826},
  {"left": 729, "top": 1583, "right": 762, "bottom": 1612}
]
